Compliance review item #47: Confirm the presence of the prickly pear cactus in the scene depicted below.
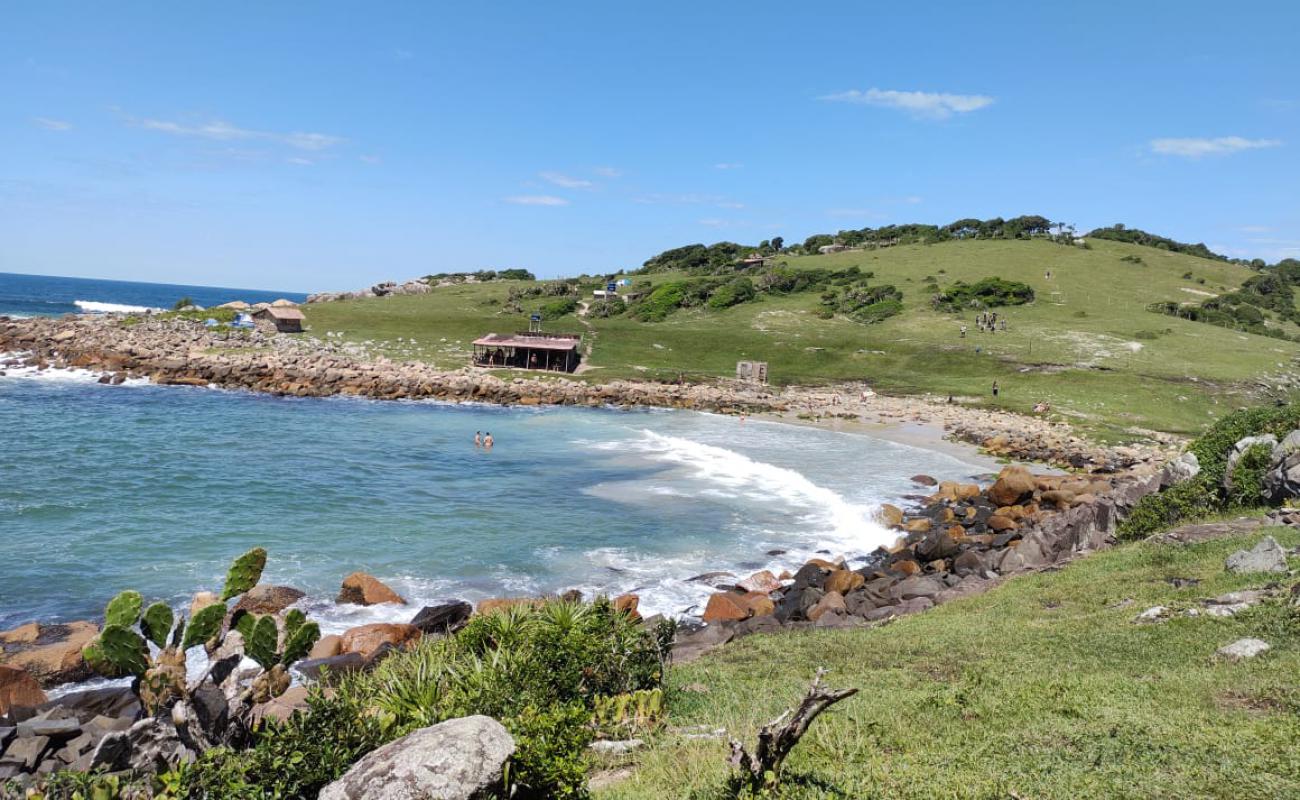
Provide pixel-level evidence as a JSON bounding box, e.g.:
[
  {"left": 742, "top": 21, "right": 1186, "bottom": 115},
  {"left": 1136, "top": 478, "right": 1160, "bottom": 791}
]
[
  {"left": 139, "top": 647, "right": 187, "bottom": 714},
  {"left": 245, "top": 614, "right": 280, "bottom": 670},
  {"left": 251, "top": 663, "right": 291, "bottom": 703},
  {"left": 281, "top": 620, "right": 320, "bottom": 666},
  {"left": 84, "top": 623, "right": 149, "bottom": 678},
  {"left": 183, "top": 602, "right": 227, "bottom": 650},
  {"left": 105, "top": 590, "right": 143, "bottom": 628},
  {"left": 140, "top": 602, "right": 174, "bottom": 649},
  {"left": 221, "top": 547, "right": 267, "bottom": 601}
]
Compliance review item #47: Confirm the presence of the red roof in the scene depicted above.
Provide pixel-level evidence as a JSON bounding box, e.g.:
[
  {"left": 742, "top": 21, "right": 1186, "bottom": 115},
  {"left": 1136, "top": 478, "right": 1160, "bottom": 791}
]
[{"left": 472, "top": 333, "right": 579, "bottom": 351}]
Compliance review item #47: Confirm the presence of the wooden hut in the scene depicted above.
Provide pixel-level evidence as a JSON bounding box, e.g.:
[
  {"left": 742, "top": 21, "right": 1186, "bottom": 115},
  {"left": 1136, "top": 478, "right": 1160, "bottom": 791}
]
[
  {"left": 251, "top": 306, "right": 305, "bottom": 333},
  {"left": 472, "top": 331, "right": 581, "bottom": 372}
]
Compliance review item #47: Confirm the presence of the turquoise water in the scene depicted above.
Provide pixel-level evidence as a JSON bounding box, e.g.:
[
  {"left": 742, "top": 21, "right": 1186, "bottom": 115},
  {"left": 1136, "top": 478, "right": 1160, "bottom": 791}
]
[{"left": 0, "top": 368, "right": 992, "bottom": 635}]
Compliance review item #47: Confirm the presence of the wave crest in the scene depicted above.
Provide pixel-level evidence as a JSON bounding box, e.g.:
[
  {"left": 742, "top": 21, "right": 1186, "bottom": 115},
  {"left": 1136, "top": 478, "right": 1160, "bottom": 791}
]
[{"left": 75, "top": 300, "right": 160, "bottom": 314}]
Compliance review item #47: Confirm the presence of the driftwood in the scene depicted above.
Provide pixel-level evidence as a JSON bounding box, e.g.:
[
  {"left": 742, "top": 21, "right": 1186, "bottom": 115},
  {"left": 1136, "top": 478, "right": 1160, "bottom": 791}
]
[{"left": 728, "top": 668, "right": 858, "bottom": 789}]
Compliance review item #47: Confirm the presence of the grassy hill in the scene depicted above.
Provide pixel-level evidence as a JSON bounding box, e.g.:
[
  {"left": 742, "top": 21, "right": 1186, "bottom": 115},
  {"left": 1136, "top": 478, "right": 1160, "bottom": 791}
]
[
  {"left": 592, "top": 524, "right": 1300, "bottom": 800},
  {"left": 302, "top": 238, "right": 1300, "bottom": 440}
]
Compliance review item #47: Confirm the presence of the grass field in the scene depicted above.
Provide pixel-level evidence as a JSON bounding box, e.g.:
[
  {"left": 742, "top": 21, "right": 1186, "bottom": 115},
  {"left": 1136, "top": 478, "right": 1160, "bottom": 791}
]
[
  {"left": 302, "top": 238, "right": 1300, "bottom": 439},
  {"left": 591, "top": 525, "right": 1300, "bottom": 799}
]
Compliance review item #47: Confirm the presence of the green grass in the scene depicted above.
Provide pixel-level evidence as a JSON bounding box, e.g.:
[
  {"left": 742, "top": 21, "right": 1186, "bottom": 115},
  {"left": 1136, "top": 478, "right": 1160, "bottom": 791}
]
[
  {"left": 301, "top": 239, "right": 1300, "bottom": 439},
  {"left": 595, "top": 527, "right": 1300, "bottom": 799}
]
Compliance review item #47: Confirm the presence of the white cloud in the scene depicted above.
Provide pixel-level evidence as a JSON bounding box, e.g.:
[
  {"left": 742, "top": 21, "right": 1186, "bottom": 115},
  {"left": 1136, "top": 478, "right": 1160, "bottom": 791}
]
[
  {"left": 359, "top": 154, "right": 382, "bottom": 165},
  {"left": 820, "top": 88, "right": 994, "bottom": 119},
  {"left": 539, "top": 171, "right": 593, "bottom": 189},
  {"left": 134, "top": 116, "right": 345, "bottom": 151},
  {"left": 593, "top": 166, "right": 623, "bottom": 178},
  {"left": 32, "top": 117, "right": 72, "bottom": 131},
  {"left": 714, "top": 162, "right": 743, "bottom": 170},
  {"left": 1149, "top": 136, "right": 1282, "bottom": 158},
  {"left": 286, "top": 156, "right": 314, "bottom": 166},
  {"left": 506, "top": 195, "right": 569, "bottom": 206}
]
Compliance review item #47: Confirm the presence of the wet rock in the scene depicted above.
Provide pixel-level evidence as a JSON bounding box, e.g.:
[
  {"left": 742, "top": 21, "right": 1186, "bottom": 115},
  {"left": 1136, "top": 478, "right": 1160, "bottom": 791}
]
[
  {"left": 319, "top": 715, "right": 514, "bottom": 800},
  {"left": 338, "top": 572, "right": 407, "bottom": 606},
  {"left": 1225, "top": 536, "right": 1288, "bottom": 574},
  {"left": 0, "top": 621, "right": 98, "bottom": 688},
  {"left": 233, "top": 584, "right": 306, "bottom": 616},
  {"left": 911, "top": 474, "right": 937, "bottom": 486},
  {"left": 736, "top": 570, "right": 781, "bottom": 594},
  {"left": 988, "top": 465, "right": 1036, "bottom": 507},
  {"left": 409, "top": 601, "right": 473, "bottom": 635}
]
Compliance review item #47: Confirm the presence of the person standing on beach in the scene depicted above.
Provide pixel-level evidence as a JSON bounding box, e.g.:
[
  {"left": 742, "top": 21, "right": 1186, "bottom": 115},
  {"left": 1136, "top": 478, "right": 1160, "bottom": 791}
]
[{"left": 484, "top": 431, "right": 494, "bottom": 449}]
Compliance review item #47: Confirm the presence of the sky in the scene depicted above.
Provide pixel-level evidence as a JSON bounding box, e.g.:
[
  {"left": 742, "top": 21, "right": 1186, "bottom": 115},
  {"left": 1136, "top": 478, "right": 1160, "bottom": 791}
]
[{"left": 2, "top": 1, "right": 1298, "bottom": 292}]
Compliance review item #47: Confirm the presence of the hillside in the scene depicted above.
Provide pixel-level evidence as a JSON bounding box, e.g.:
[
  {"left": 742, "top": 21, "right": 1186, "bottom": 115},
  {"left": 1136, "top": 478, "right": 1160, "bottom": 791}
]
[{"left": 302, "top": 237, "right": 1300, "bottom": 440}]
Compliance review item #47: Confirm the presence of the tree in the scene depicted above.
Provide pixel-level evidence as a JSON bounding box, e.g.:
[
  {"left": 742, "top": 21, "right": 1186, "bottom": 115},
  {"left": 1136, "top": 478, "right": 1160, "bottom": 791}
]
[{"left": 771, "top": 236, "right": 784, "bottom": 251}]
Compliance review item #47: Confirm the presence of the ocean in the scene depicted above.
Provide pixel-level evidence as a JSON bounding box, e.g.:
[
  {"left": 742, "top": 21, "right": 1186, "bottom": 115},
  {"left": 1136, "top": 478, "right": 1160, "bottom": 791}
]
[
  {"left": 0, "top": 272, "right": 994, "bottom": 657},
  {"left": 0, "top": 271, "right": 307, "bottom": 318}
]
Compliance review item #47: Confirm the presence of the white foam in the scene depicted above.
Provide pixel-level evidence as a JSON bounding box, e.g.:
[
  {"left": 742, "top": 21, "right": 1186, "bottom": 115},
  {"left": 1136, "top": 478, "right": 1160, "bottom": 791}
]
[
  {"left": 74, "top": 300, "right": 161, "bottom": 314},
  {"left": 0, "top": 352, "right": 149, "bottom": 386}
]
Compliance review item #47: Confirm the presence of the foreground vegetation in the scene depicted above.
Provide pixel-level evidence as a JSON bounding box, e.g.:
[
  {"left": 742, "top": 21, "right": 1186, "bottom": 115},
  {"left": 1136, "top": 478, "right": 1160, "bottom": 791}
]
[{"left": 596, "top": 527, "right": 1300, "bottom": 799}]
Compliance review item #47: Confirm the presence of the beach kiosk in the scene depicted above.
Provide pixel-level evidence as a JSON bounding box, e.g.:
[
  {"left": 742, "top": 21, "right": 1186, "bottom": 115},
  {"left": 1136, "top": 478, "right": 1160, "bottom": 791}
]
[{"left": 472, "top": 331, "right": 582, "bottom": 372}]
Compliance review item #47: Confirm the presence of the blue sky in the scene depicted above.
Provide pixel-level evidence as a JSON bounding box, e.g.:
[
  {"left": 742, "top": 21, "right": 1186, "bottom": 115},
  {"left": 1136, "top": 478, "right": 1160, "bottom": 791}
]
[{"left": 2, "top": 1, "right": 1298, "bottom": 292}]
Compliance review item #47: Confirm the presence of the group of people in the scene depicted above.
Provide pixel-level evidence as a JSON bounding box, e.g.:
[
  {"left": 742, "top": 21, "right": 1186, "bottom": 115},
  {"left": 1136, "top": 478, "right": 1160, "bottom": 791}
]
[
  {"left": 474, "top": 430, "right": 494, "bottom": 449},
  {"left": 959, "top": 311, "right": 1008, "bottom": 338}
]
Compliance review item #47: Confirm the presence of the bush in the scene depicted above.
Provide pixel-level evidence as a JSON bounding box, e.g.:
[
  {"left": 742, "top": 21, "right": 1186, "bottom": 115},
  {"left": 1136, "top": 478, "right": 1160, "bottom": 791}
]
[
  {"left": 1119, "top": 404, "right": 1300, "bottom": 538},
  {"left": 1227, "top": 443, "right": 1274, "bottom": 508},
  {"left": 633, "top": 281, "right": 690, "bottom": 322},
  {"left": 539, "top": 297, "right": 579, "bottom": 320},
  {"left": 931, "top": 277, "right": 1034, "bottom": 312},
  {"left": 186, "top": 599, "right": 672, "bottom": 799},
  {"left": 586, "top": 298, "right": 626, "bottom": 318},
  {"left": 707, "top": 277, "right": 756, "bottom": 310}
]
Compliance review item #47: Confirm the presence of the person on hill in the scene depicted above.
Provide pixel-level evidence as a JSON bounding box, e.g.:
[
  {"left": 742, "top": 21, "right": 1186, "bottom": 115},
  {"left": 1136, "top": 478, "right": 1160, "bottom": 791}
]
[
  {"left": 992, "top": 380, "right": 1000, "bottom": 398},
  {"left": 484, "top": 431, "right": 494, "bottom": 449}
]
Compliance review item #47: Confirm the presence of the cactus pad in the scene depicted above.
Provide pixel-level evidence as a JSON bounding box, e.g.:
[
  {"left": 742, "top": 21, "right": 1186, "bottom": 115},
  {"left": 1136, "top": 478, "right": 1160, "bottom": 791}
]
[
  {"left": 183, "top": 601, "right": 226, "bottom": 650},
  {"left": 245, "top": 614, "right": 280, "bottom": 670},
  {"left": 283, "top": 608, "right": 306, "bottom": 643},
  {"left": 104, "top": 590, "right": 143, "bottom": 628},
  {"left": 140, "top": 602, "right": 174, "bottom": 649},
  {"left": 86, "top": 624, "right": 149, "bottom": 677},
  {"left": 281, "top": 620, "right": 320, "bottom": 666},
  {"left": 221, "top": 547, "right": 267, "bottom": 601}
]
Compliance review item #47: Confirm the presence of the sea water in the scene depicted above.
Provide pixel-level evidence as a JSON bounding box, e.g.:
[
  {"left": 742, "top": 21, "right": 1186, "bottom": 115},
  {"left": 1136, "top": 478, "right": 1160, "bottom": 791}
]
[
  {"left": 0, "top": 373, "right": 996, "bottom": 634},
  {"left": 0, "top": 271, "right": 306, "bottom": 318}
]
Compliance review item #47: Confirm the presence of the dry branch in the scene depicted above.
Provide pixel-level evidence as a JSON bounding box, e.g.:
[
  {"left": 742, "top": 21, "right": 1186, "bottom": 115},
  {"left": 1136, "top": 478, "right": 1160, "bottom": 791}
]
[{"left": 728, "top": 668, "right": 858, "bottom": 789}]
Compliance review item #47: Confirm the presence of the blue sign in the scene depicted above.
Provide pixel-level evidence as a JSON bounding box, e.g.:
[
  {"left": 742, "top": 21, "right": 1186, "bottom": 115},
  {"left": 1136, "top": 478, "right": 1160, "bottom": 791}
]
[
  {"left": 530, "top": 313, "right": 541, "bottom": 322},
  {"left": 607, "top": 282, "right": 617, "bottom": 293}
]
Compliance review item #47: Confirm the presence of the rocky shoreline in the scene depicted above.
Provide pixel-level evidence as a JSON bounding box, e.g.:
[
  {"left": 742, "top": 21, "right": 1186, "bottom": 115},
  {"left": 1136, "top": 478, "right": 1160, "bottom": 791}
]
[{"left": 0, "top": 314, "right": 1170, "bottom": 470}]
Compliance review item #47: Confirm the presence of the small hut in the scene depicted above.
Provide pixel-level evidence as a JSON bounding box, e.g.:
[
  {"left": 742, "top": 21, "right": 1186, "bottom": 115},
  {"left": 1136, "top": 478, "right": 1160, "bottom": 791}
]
[
  {"left": 251, "top": 306, "right": 305, "bottom": 333},
  {"left": 472, "top": 331, "right": 581, "bottom": 372}
]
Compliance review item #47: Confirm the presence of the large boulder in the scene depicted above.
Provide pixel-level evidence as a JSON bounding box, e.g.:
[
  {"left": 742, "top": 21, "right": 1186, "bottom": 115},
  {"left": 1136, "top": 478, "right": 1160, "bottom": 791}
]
[
  {"left": 339, "top": 623, "right": 422, "bottom": 657},
  {"left": 1265, "top": 451, "right": 1300, "bottom": 503},
  {"left": 410, "top": 602, "right": 473, "bottom": 636},
  {"left": 319, "top": 715, "right": 514, "bottom": 800},
  {"left": 987, "top": 466, "right": 1036, "bottom": 507},
  {"left": 0, "top": 621, "right": 98, "bottom": 687},
  {"left": 1225, "top": 536, "right": 1289, "bottom": 574},
  {"left": 233, "top": 585, "right": 305, "bottom": 616},
  {"left": 0, "top": 665, "right": 46, "bottom": 716},
  {"left": 338, "top": 573, "right": 406, "bottom": 606},
  {"left": 1159, "top": 451, "right": 1200, "bottom": 488}
]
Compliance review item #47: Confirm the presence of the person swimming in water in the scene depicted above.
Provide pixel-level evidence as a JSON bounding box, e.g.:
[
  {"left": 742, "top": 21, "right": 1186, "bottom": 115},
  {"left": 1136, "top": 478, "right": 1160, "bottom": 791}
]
[
  {"left": 474, "top": 431, "right": 482, "bottom": 448},
  {"left": 483, "top": 431, "right": 494, "bottom": 449}
]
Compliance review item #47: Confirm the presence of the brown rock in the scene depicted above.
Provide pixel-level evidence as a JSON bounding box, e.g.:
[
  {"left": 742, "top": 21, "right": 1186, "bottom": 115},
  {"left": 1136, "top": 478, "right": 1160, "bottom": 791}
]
[
  {"left": 877, "top": 504, "right": 904, "bottom": 528},
  {"left": 702, "top": 592, "right": 751, "bottom": 623},
  {"left": 805, "top": 557, "right": 842, "bottom": 571},
  {"left": 988, "top": 465, "right": 1036, "bottom": 507},
  {"left": 741, "top": 592, "right": 776, "bottom": 617},
  {"left": 824, "top": 570, "right": 865, "bottom": 595},
  {"left": 0, "top": 665, "right": 47, "bottom": 715},
  {"left": 613, "top": 594, "right": 641, "bottom": 620},
  {"left": 987, "top": 515, "right": 1018, "bottom": 532},
  {"left": 911, "top": 474, "right": 937, "bottom": 486},
  {"left": 957, "top": 484, "right": 982, "bottom": 500},
  {"left": 904, "top": 518, "right": 932, "bottom": 534},
  {"left": 308, "top": 634, "right": 343, "bottom": 660},
  {"left": 1072, "top": 493, "right": 1098, "bottom": 506},
  {"left": 337, "top": 572, "right": 406, "bottom": 606},
  {"left": 736, "top": 570, "right": 781, "bottom": 594},
  {"left": 806, "top": 591, "right": 846, "bottom": 622},
  {"left": 339, "top": 623, "right": 421, "bottom": 657},
  {"left": 234, "top": 584, "right": 306, "bottom": 616},
  {"left": 190, "top": 592, "right": 220, "bottom": 620},
  {"left": 0, "top": 621, "right": 98, "bottom": 687},
  {"left": 476, "top": 597, "right": 540, "bottom": 615},
  {"left": 892, "top": 559, "right": 921, "bottom": 576}
]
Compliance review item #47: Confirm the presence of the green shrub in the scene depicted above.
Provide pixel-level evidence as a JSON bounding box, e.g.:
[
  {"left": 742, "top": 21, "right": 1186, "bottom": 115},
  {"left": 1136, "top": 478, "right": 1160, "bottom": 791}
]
[
  {"left": 706, "top": 277, "right": 756, "bottom": 310},
  {"left": 539, "top": 297, "right": 579, "bottom": 320},
  {"left": 1119, "top": 404, "right": 1300, "bottom": 538},
  {"left": 633, "top": 281, "right": 689, "bottom": 321},
  {"left": 931, "top": 277, "right": 1034, "bottom": 312},
  {"left": 586, "top": 298, "right": 626, "bottom": 318},
  {"left": 1227, "top": 442, "right": 1274, "bottom": 508}
]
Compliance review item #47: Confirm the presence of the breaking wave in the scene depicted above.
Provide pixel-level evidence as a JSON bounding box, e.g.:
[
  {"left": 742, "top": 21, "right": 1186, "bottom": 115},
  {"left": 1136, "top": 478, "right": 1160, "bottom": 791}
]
[{"left": 74, "top": 300, "right": 161, "bottom": 314}]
